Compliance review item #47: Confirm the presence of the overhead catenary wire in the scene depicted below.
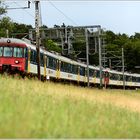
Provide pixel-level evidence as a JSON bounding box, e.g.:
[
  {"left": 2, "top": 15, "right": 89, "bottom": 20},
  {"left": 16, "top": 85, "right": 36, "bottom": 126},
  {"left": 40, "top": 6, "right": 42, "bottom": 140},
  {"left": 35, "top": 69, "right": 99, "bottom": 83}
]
[
  {"left": 47, "top": 0, "right": 78, "bottom": 26},
  {"left": 9, "top": 1, "right": 34, "bottom": 18},
  {"left": 39, "top": 1, "right": 43, "bottom": 27}
]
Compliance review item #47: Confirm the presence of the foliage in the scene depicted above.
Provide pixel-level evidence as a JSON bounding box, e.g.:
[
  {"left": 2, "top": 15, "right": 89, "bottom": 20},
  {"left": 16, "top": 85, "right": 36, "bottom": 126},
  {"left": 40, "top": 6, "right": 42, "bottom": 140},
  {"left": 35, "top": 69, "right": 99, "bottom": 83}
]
[
  {"left": 124, "top": 40, "right": 140, "bottom": 72},
  {"left": 44, "top": 39, "right": 62, "bottom": 53},
  {"left": 0, "top": 17, "right": 14, "bottom": 37},
  {"left": 0, "top": 1, "right": 10, "bottom": 37},
  {"left": 12, "top": 22, "right": 32, "bottom": 38},
  {"left": 0, "top": 1, "right": 6, "bottom": 16},
  {"left": 106, "top": 30, "right": 117, "bottom": 44}
]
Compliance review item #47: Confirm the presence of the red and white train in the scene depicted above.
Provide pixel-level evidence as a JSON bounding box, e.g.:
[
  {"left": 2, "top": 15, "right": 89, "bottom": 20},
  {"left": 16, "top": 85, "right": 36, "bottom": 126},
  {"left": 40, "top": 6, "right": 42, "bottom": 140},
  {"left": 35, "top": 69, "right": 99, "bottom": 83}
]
[{"left": 0, "top": 37, "right": 140, "bottom": 88}]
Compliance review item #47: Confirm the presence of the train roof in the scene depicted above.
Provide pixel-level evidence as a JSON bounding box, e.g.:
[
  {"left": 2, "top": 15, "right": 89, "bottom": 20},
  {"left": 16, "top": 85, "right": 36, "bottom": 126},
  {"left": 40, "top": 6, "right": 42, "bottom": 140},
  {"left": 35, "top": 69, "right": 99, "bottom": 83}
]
[
  {"left": 0, "top": 38, "right": 28, "bottom": 47},
  {"left": 107, "top": 68, "right": 140, "bottom": 77},
  {"left": 0, "top": 38, "right": 26, "bottom": 44}
]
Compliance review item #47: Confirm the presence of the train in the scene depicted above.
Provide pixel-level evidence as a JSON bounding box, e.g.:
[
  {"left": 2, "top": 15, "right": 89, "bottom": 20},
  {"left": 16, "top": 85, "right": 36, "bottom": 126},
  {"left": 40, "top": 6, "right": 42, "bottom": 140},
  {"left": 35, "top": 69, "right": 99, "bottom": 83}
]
[{"left": 0, "top": 37, "right": 140, "bottom": 88}]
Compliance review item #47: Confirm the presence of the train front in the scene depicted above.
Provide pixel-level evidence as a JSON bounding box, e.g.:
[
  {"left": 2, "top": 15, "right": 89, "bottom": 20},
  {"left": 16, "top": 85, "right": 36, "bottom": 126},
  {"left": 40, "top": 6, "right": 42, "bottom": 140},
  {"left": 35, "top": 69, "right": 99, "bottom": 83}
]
[{"left": 0, "top": 38, "right": 27, "bottom": 74}]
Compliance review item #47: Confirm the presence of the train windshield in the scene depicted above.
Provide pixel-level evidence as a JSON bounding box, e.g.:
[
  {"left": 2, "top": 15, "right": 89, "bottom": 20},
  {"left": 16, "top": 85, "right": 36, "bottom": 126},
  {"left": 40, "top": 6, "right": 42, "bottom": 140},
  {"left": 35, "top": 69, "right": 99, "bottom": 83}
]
[
  {"left": 0, "top": 47, "right": 3, "bottom": 56},
  {"left": 3, "top": 47, "right": 13, "bottom": 57},
  {"left": 0, "top": 46, "right": 25, "bottom": 58},
  {"left": 13, "top": 48, "right": 23, "bottom": 57}
]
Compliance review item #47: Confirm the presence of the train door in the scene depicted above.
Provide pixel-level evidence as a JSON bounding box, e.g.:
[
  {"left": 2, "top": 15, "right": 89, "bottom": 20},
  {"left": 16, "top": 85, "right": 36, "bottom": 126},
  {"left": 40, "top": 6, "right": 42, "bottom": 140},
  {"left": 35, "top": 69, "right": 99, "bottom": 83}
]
[
  {"left": 25, "top": 48, "right": 30, "bottom": 73},
  {"left": 44, "top": 55, "right": 47, "bottom": 80},
  {"left": 77, "top": 66, "right": 80, "bottom": 84},
  {"left": 56, "top": 59, "right": 61, "bottom": 79},
  {"left": 104, "top": 71, "right": 109, "bottom": 88}
]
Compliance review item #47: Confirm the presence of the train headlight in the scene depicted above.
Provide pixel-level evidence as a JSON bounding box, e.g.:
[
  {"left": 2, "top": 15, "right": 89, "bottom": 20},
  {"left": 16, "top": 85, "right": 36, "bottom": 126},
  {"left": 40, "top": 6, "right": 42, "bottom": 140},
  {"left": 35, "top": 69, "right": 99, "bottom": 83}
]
[
  {"left": 15, "top": 60, "right": 19, "bottom": 64},
  {"left": 7, "top": 39, "right": 11, "bottom": 43}
]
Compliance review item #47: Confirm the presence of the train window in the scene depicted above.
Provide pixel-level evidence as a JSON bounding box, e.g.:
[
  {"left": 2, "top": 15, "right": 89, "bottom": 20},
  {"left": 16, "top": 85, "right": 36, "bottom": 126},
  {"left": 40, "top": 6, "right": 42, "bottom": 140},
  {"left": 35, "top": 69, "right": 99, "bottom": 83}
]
[
  {"left": 56, "top": 60, "right": 59, "bottom": 70},
  {"left": 119, "top": 75, "right": 127, "bottom": 81},
  {"left": 126, "top": 76, "right": 128, "bottom": 81},
  {"left": 119, "top": 75, "right": 123, "bottom": 81},
  {"left": 126, "top": 76, "right": 132, "bottom": 82},
  {"left": 60, "top": 62, "right": 65, "bottom": 72},
  {"left": 30, "top": 50, "right": 37, "bottom": 64},
  {"left": 137, "top": 77, "right": 140, "bottom": 82},
  {"left": 109, "top": 73, "right": 112, "bottom": 79},
  {"left": 72, "top": 64, "right": 78, "bottom": 74},
  {"left": 30, "top": 50, "right": 34, "bottom": 63},
  {"left": 13, "top": 48, "right": 23, "bottom": 58},
  {"left": 47, "top": 56, "right": 57, "bottom": 70},
  {"left": 96, "top": 70, "right": 100, "bottom": 78},
  {"left": 67, "top": 63, "right": 71, "bottom": 73},
  {"left": 0, "top": 47, "right": 3, "bottom": 56},
  {"left": 110, "top": 74, "right": 114, "bottom": 80},
  {"left": 132, "top": 76, "right": 136, "bottom": 82},
  {"left": 93, "top": 70, "right": 96, "bottom": 77},
  {"left": 135, "top": 77, "right": 140, "bottom": 83},
  {"left": 40, "top": 53, "right": 44, "bottom": 66},
  {"left": 3, "top": 47, "right": 13, "bottom": 57},
  {"left": 24, "top": 48, "right": 27, "bottom": 58},
  {"left": 61, "top": 61, "right": 70, "bottom": 73},
  {"left": 115, "top": 74, "right": 119, "bottom": 80},
  {"left": 89, "top": 69, "right": 94, "bottom": 77},
  {"left": 80, "top": 66, "right": 85, "bottom": 76},
  {"left": 135, "top": 77, "right": 138, "bottom": 83},
  {"left": 110, "top": 73, "right": 118, "bottom": 80}
]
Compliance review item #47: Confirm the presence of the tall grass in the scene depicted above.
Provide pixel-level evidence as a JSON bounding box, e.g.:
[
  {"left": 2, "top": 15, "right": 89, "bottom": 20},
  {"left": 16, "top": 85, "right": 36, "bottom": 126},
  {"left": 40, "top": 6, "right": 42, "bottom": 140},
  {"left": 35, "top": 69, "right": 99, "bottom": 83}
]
[{"left": 0, "top": 75, "right": 140, "bottom": 138}]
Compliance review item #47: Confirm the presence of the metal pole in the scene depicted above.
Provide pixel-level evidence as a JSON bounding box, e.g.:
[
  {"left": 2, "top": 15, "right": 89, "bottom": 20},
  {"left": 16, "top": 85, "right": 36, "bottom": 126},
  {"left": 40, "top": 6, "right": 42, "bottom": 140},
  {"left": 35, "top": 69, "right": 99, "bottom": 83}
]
[
  {"left": 65, "top": 27, "right": 67, "bottom": 43},
  {"left": 94, "top": 37, "right": 97, "bottom": 53},
  {"left": 6, "top": 29, "right": 9, "bottom": 38},
  {"left": 98, "top": 27, "right": 102, "bottom": 88},
  {"left": 35, "top": 0, "right": 41, "bottom": 80},
  {"left": 7, "top": 1, "right": 31, "bottom": 10},
  {"left": 109, "top": 59, "right": 111, "bottom": 69},
  {"left": 85, "top": 28, "right": 90, "bottom": 87},
  {"left": 122, "top": 47, "right": 125, "bottom": 90}
]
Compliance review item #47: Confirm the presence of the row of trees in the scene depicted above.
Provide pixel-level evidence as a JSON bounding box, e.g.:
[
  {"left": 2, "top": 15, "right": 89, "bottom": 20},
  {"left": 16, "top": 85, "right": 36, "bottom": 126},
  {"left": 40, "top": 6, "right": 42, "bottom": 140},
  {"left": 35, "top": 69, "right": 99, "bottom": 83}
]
[{"left": 0, "top": 1, "right": 140, "bottom": 73}]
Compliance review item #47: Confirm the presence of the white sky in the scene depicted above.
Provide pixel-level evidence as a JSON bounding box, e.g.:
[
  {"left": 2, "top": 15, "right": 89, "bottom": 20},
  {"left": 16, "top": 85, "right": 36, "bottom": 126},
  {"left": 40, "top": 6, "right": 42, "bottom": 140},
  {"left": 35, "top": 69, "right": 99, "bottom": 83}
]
[{"left": 6, "top": 0, "right": 140, "bottom": 36}]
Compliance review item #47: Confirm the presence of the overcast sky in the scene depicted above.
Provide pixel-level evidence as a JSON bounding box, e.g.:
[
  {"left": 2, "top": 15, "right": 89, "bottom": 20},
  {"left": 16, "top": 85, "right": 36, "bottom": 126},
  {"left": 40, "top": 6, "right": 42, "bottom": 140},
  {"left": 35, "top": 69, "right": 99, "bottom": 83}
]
[{"left": 6, "top": 0, "right": 140, "bottom": 36}]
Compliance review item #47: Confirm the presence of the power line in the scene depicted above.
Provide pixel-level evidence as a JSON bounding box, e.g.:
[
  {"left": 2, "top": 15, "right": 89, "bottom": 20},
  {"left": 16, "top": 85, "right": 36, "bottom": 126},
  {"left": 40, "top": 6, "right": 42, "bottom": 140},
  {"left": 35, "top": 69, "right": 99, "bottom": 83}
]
[
  {"left": 48, "top": 0, "right": 78, "bottom": 26},
  {"left": 9, "top": 1, "right": 34, "bottom": 18}
]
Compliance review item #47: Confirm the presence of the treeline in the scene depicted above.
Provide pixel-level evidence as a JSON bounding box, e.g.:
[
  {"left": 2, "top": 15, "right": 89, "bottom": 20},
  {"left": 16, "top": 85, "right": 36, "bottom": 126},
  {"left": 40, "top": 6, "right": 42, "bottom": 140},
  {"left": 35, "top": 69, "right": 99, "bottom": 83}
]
[
  {"left": 106, "top": 31, "right": 140, "bottom": 73},
  {"left": 0, "top": 1, "right": 140, "bottom": 73}
]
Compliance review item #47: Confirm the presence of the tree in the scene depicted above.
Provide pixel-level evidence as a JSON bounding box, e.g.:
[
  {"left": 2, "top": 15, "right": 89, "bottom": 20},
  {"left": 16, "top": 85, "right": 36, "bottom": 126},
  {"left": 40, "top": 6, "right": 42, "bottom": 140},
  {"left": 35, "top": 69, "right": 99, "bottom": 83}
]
[
  {"left": 0, "top": 1, "right": 6, "bottom": 16},
  {"left": 12, "top": 22, "right": 32, "bottom": 38},
  {"left": 0, "top": 1, "right": 11, "bottom": 37},
  {"left": 106, "top": 30, "right": 117, "bottom": 44},
  {"left": 0, "top": 17, "right": 14, "bottom": 37},
  {"left": 44, "top": 39, "right": 62, "bottom": 53}
]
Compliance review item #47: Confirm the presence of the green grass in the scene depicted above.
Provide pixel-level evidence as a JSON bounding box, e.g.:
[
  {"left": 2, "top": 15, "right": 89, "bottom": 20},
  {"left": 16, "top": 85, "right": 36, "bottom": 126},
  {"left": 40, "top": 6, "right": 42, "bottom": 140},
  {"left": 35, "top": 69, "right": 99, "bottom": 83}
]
[{"left": 0, "top": 75, "right": 140, "bottom": 138}]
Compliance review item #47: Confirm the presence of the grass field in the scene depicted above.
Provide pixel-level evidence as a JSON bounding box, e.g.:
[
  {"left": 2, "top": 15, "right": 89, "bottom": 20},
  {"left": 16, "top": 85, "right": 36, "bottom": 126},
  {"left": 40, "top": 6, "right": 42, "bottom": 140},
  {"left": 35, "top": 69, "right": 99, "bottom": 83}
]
[{"left": 0, "top": 75, "right": 140, "bottom": 138}]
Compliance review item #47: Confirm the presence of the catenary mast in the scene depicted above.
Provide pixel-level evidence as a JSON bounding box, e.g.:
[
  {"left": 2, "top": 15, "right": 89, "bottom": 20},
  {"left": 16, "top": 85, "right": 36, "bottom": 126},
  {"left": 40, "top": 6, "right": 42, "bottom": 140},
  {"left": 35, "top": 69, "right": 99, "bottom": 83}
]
[{"left": 35, "top": 0, "right": 41, "bottom": 80}]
